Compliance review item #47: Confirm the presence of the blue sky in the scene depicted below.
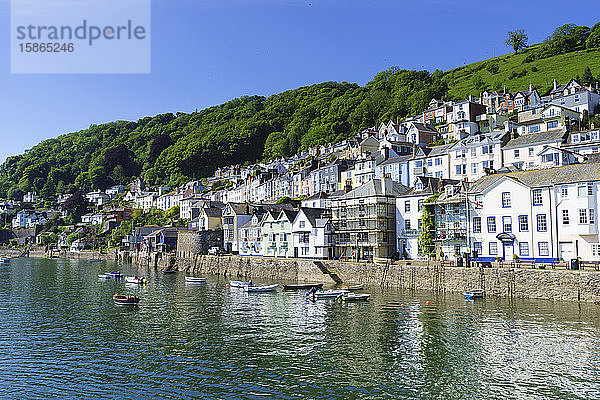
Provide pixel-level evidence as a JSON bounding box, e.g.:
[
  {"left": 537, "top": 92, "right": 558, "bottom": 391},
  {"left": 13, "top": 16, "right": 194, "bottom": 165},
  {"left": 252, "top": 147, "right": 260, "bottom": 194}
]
[{"left": 1, "top": 0, "right": 599, "bottom": 162}]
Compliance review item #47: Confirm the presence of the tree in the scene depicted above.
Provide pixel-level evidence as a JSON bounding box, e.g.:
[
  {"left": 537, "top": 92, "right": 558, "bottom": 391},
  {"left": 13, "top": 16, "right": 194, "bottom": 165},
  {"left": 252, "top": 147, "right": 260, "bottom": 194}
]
[
  {"left": 148, "top": 134, "right": 173, "bottom": 164},
  {"left": 62, "top": 191, "right": 89, "bottom": 221},
  {"left": 586, "top": 22, "right": 600, "bottom": 49},
  {"left": 505, "top": 29, "right": 528, "bottom": 54},
  {"left": 582, "top": 67, "right": 595, "bottom": 86}
]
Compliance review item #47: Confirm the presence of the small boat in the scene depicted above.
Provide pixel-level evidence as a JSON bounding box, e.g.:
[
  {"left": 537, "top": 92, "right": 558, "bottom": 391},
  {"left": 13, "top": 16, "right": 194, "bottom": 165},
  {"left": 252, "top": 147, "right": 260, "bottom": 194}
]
[
  {"left": 113, "top": 294, "right": 140, "bottom": 306},
  {"left": 283, "top": 283, "right": 323, "bottom": 291},
  {"left": 125, "top": 276, "right": 147, "bottom": 285},
  {"left": 162, "top": 269, "right": 177, "bottom": 274},
  {"left": 308, "top": 289, "right": 347, "bottom": 299},
  {"left": 245, "top": 284, "right": 278, "bottom": 293},
  {"left": 0, "top": 257, "right": 10, "bottom": 264},
  {"left": 340, "top": 284, "right": 364, "bottom": 291},
  {"left": 99, "top": 271, "right": 123, "bottom": 279},
  {"left": 338, "top": 292, "right": 370, "bottom": 302},
  {"left": 229, "top": 280, "right": 252, "bottom": 288},
  {"left": 88, "top": 259, "right": 103, "bottom": 262},
  {"left": 185, "top": 276, "right": 207, "bottom": 283},
  {"left": 463, "top": 289, "right": 485, "bottom": 299}
]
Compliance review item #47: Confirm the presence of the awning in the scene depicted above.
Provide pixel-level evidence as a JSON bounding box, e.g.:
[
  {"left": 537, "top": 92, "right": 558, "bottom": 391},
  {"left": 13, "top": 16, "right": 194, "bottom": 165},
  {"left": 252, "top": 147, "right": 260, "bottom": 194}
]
[{"left": 496, "top": 232, "right": 516, "bottom": 242}]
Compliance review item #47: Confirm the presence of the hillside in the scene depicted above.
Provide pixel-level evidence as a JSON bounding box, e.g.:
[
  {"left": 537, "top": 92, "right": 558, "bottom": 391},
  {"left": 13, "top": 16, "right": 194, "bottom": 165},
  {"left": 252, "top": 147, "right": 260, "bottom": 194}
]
[{"left": 1, "top": 21, "right": 599, "bottom": 200}]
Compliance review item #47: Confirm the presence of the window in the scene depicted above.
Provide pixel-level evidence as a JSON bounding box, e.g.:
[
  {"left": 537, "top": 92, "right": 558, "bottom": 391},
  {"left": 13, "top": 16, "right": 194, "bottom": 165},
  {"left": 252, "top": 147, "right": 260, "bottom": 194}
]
[
  {"left": 519, "top": 215, "right": 529, "bottom": 231},
  {"left": 435, "top": 158, "right": 442, "bottom": 166},
  {"left": 456, "top": 165, "right": 466, "bottom": 175},
  {"left": 474, "top": 195, "right": 483, "bottom": 209},
  {"left": 473, "top": 242, "right": 482, "bottom": 256},
  {"left": 405, "top": 201, "right": 411, "bottom": 212},
  {"left": 562, "top": 210, "right": 569, "bottom": 225},
  {"left": 427, "top": 159, "right": 433, "bottom": 167},
  {"left": 538, "top": 242, "right": 549, "bottom": 256},
  {"left": 588, "top": 183, "right": 594, "bottom": 196},
  {"left": 514, "top": 149, "right": 520, "bottom": 158},
  {"left": 405, "top": 220, "right": 411, "bottom": 230},
  {"left": 592, "top": 244, "right": 600, "bottom": 257},
  {"left": 471, "top": 148, "right": 477, "bottom": 157},
  {"left": 532, "top": 189, "right": 542, "bottom": 206},
  {"left": 471, "top": 163, "right": 477, "bottom": 174},
  {"left": 529, "top": 147, "right": 534, "bottom": 156},
  {"left": 537, "top": 214, "right": 547, "bottom": 231},
  {"left": 473, "top": 217, "right": 481, "bottom": 233},
  {"left": 503, "top": 216, "right": 512, "bottom": 232},
  {"left": 489, "top": 242, "right": 498, "bottom": 255},
  {"left": 299, "top": 221, "right": 305, "bottom": 228},
  {"left": 418, "top": 199, "right": 423, "bottom": 211},
  {"left": 561, "top": 186, "right": 568, "bottom": 197},
  {"left": 488, "top": 217, "right": 496, "bottom": 233},
  {"left": 578, "top": 184, "right": 587, "bottom": 197},
  {"left": 502, "top": 192, "right": 511, "bottom": 208},
  {"left": 590, "top": 209, "right": 595, "bottom": 225},
  {"left": 528, "top": 125, "right": 541, "bottom": 133},
  {"left": 547, "top": 121, "right": 558, "bottom": 129},
  {"left": 519, "top": 242, "right": 529, "bottom": 256},
  {"left": 580, "top": 209, "right": 588, "bottom": 224}
]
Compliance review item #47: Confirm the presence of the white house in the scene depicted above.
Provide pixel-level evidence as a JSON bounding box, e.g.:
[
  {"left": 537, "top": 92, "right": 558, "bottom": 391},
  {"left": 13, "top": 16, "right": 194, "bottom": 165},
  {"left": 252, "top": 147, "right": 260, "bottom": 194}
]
[
  {"left": 291, "top": 208, "right": 335, "bottom": 259},
  {"left": 238, "top": 212, "right": 265, "bottom": 257},
  {"left": 468, "top": 162, "right": 600, "bottom": 262},
  {"left": 86, "top": 191, "right": 110, "bottom": 207}
]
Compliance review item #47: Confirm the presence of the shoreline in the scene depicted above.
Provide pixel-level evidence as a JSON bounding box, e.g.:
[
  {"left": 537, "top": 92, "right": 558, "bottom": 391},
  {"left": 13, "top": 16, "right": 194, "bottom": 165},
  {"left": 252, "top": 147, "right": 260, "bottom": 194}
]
[{"left": 6, "top": 249, "right": 600, "bottom": 303}]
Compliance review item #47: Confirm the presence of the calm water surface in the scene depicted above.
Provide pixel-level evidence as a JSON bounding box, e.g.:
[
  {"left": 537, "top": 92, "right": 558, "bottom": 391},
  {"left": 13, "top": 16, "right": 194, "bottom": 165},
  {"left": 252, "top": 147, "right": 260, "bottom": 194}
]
[{"left": 1, "top": 258, "right": 599, "bottom": 399}]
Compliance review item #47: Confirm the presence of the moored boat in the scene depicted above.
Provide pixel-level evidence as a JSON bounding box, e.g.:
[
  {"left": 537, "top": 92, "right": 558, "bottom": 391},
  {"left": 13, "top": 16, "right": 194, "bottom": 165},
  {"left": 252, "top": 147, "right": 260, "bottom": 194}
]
[
  {"left": 229, "top": 280, "right": 252, "bottom": 288},
  {"left": 162, "top": 269, "right": 177, "bottom": 274},
  {"left": 185, "top": 276, "right": 207, "bottom": 283},
  {"left": 0, "top": 256, "right": 10, "bottom": 264},
  {"left": 340, "top": 284, "right": 364, "bottom": 291},
  {"left": 307, "top": 289, "right": 346, "bottom": 299},
  {"left": 338, "top": 292, "right": 371, "bottom": 302},
  {"left": 283, "top": 283, "right": 323, "bottom": 291},
  {"left": 125, "top": 276, "right": 147, "bottom": 285},
  {"left": 463, "top": 289, "right": 485, "bottom": 299},
  {"left": 99, "top": 271, "right": 123, "bottom": 279},
  {"left": 245, "top": 284, "right": 278, "bottom": 293},
  {"left": 88, "top": 259, "right": 103, "bottom": 262},
  {"left": 113, "top": 294, "right": 140, "bottom": 306}
]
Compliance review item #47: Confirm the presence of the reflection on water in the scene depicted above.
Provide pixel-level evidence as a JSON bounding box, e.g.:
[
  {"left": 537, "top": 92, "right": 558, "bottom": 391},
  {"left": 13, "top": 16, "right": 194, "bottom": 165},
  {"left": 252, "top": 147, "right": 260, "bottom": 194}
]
[{"left": 0, "top": 258, "right": 599, "bottom": 399}]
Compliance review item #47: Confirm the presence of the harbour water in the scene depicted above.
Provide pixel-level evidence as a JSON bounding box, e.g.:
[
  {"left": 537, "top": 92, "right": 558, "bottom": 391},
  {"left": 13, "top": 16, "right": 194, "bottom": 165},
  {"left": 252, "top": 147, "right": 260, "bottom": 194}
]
[{"left": 1, "top": 258, "right": 599, "bottom": 399}]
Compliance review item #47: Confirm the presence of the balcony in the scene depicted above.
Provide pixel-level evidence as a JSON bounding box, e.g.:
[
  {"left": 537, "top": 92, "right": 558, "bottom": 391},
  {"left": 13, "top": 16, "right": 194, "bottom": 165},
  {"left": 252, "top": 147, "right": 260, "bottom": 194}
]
[{"left": 401, "top": 229, "right": 419, "bottom": 237}]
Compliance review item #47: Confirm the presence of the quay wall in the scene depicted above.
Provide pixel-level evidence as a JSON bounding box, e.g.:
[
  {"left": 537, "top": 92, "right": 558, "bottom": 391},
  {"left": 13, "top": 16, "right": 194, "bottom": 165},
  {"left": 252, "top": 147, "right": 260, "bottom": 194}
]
[{"left": 181, "top": 255, "right": 600, "bottom": 303}]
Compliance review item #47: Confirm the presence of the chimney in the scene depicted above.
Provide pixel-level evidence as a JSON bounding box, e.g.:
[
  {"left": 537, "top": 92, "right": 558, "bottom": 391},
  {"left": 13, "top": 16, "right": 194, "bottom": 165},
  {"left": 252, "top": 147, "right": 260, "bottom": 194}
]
[
  {"left": 553, "top": 79, "right": 557, "bottom": 91},
  {"left": 383, "top": 146, "right": 389, "bottom": 160},
  {"left": 381, "top": 177, "right": 393, "bottom": 195},
  {"left": 529, "top": 82, "right": 533, "bottom": 92},
  {"left": 503, "top": 85, "right": 506, "bottom": 95}
]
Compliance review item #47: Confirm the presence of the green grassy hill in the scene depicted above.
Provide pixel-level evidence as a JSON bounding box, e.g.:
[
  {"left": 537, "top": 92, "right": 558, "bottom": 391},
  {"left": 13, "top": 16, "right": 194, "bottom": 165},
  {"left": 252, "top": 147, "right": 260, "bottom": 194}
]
[{"left": 446, "top": 45, "right": 600, "bottom": 98}]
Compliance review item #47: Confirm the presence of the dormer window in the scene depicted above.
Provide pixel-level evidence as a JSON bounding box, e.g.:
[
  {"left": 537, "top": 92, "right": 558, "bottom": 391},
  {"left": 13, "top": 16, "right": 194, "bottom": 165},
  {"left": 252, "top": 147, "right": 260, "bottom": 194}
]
[{"left": 415, "top": 182, "right": 424, "bottom": 191}]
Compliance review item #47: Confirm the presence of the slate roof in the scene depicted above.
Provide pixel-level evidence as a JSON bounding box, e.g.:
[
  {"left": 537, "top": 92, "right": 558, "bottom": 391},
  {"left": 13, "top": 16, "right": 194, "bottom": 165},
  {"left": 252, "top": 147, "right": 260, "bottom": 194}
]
[
  {"left": 340, "top": 179, "right": 410, "bottom": 199},
  {"left": 469, "top": 162, "right": 600, "bottom": 193},
  {"left": 202, "top": 207, "right": 222, "bottom": 218},
  {"left": 299, "top": 207, "right": 329, "bottom": 227},
  {"left": 427, "top": 143, "right": 454, "bottom": 156},
  {"left": 378, "top": 155, "right": 412, "bottom": 166},
  {"left": 503, "top": 130, "right": 567, "bottom": 149},
  {"left": 411, "top": 122, "right": 438, "bottom": 134}
]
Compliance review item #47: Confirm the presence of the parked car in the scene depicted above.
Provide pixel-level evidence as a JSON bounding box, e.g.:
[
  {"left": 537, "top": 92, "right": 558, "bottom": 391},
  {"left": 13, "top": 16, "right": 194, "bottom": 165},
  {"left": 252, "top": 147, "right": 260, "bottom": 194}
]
[{"left": 208, "top": 247, "right": 221, "bottom": 255}]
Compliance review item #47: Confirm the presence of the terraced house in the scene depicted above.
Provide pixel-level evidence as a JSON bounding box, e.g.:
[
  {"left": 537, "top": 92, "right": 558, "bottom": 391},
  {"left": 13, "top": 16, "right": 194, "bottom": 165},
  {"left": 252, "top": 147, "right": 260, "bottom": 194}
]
[
  {"left": 331, "top": 177, "right": 409, "bottom": 261},
  {"left": 261, "top": 209, "right": 297, "bottom": 258}
]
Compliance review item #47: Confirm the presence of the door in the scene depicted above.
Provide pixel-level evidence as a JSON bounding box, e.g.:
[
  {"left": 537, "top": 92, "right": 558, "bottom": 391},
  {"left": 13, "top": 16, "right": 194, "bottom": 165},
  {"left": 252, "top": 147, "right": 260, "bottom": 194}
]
[
  {"left": 503, "top": 243, "right": 514, "bottom": 261},
  {"left": 559, "top": 242, "right": 574, "bottom": 261}
]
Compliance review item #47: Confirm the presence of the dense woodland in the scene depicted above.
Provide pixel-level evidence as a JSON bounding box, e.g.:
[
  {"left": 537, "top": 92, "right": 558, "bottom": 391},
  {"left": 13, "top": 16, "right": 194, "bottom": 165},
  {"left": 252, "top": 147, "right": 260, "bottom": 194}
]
[{"left": 1, "top": 21, "right": 599, "bottom": 200}]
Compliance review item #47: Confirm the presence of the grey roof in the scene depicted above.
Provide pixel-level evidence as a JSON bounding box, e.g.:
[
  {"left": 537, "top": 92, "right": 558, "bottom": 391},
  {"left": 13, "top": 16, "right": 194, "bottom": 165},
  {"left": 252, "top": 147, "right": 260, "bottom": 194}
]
[
  {"left": 469, "top": 162, "right": 600, "bottom": 193},
  {"left": 378, "top": 155, "right": 412, "bottom": 166},
  {"left": 340, "top": 178, "right": 410, "bottom": 200},
  {"left": 503, "top": 130, "right": 567, "bottom": 149},
  {"left": 411, "top": 122, "right": 438, "bottom": 134},
  {"left": 226, "top": 202, "right": 249, "bottom": 215},
  {"left": 203, "top": 207, "right": 222, "bottom": 218},
  {"left": 298, "top": 207, "right": 329, "bottom": 227},
  {"left": 427, "top": 143, "right": 454, "bottom": 157},
  {"left": 280, "top": 209, "right": 299, "bottom": 222}
]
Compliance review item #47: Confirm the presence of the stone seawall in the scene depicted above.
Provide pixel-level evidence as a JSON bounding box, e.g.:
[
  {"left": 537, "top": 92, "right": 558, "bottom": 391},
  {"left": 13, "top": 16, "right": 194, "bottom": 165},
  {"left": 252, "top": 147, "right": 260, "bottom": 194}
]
[{"left": 180, "top": 255, "right": 600, "bottom": 303}]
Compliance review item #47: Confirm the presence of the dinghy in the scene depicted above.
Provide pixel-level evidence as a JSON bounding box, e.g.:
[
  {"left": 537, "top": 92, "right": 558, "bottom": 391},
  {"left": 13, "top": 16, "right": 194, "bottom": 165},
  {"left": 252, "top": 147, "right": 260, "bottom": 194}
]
[
  {"left": 283, "top": 283, "right": 323, "bottom": 291},
  {"left": 229, "top": 280, "right": 252, "bottom": 288},
  {"left": 245, "top": 284, "right": 278, "bottom": 293},
  {"left": 125, "top": 276, "right": 147, "bottom": 285},
  {"left": 338, "top": 292, "right": 370, "bottom": 302},
  {"left": 185, "top": 276, "right": 207, "bottom": 283},
  {"left": 307, "top": 289, "right": 346, "bottom": 299},
  {"left": 113, "top": 294, "right": 140, "bottom": 306},
  {"left": 463, "top": 289, "right": 485, "bottom": 299}
]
